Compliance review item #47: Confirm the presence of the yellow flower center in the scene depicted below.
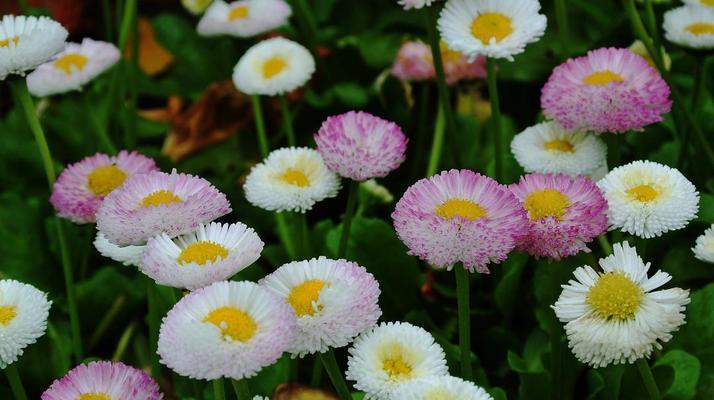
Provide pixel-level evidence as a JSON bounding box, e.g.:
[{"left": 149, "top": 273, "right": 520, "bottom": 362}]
[
  {"left": 582, "top": 70, "right": 624, "bottom": 86},
  {"left": 439, "top": 40, "right": 462, "bottom": 63},
  {"left": 586, "top": 272, "right": 644, "bottom": 320},
  {"left": 78, "top": 394, "right": 111, "bottom": 400},
  {"left": 470, "top": 12, "right": 513, "bottom": 44},
  {"left": 279, "top": 168, "right": 310, "bottom": 187},
  {"left": 262, "top": 57, "right": 287, "bottom": 79},
  {"left": 177, "top": 241, "right": 229, "bottom": 265},
  {"left": 435, "top": 198, "right": 487, "bottom": 221},
  {"left": 140, "top": 190, "right": 183, "bottom": 208},
  {"left": 204, "top": 306, "right": 257, "bottom": 342},
  {"left": 627, "top": 184, "right": 658, "bottom": 203},
  {"left": 0, "top": 305, "right": 17, "bottom": 326},
  {"left": 86, "top": 165, "right": 127, "bottom": 196},
  {"left": 543, "top": 139, "right": 575, "bottom": 153},
  {"left": 685, "top": 22, "right": 714, "bottom": 36},
  {"left": 382, "top": 356, "right": 412, "bottom": 380},
  {"left": 701, "top": 0, "right": 714, "bottom": 5},
  {"left": 0, "top": 36, "right": 19, "bottom": 48},
  {"left": 287, "top": 279, "right": 326, "bottom": 317},
  {"left": 523, "top": 189, "right": 569, "bottom": 221},
  {"left": 228, "top": 4, "right": 249, "bottom": 20},
  {"left": 54, "top": 53, "right": 89, "bottom": 75}
]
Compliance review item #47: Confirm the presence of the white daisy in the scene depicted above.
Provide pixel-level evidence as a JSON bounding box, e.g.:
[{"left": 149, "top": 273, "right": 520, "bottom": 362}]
[
  {"left": 183, "top": 0, "right": 215, "bottom": 15},
  {"left": 511, "top": 121, "right": 607, "bottom": 178},
  {"left": 0, "top": 280, "right": 52, "bottom": 368},
  {"left": 391, "top": 375, "right": 494, "bottom": 400},
  {"left": 693, "top": 224, "right": 714, "bottom": 263},
  {"left": 244, "top": 147, "right": 341, "bottom": 213},
  {"left": 437, "top": 0, "right": 547, "bottom": 61},
  {"left": 233, "top": 37, "right": 315, "bottom": 96},
  {"left": 553, "top": 242, "right": 690, "bottom": 368},
  {"left": 260, "top": 257, "right": 381, "bottom": 357},
  {"left": 140, "top": 222, "right": 264, "bottom": 290},
  {"left": 346, "top": 322, "right": 449, "bottom": 399},
  {"left": 158, "top": 280, "right": 296, "bottom": 380},
  {"left": 94, "top": 231, "right": 146, "bottom": 267},
  {"left": 198, "top": 0, "right": 291, "bottom": 37},
  {"left": 597, "top": 160, "right": 699, "bottom": 238},
  {"left": 0, "top": 15, "right": 68, "bottom": 80},
  {"left": 663, "top": 5, "right": 714, "bottom": 49}
]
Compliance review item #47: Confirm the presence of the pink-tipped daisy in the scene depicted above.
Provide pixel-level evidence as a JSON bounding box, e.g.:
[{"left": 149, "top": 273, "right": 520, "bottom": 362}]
[
  {"left": 509, "top": 173, "right": 608, "bottom": 260},
  {"left": 541, "top": 48, "right": 671, "bottom": 134},
  {"left": 391, "top": 40, "right": 487, "bottom": 85},
  {"left": 41, "top": 361, "right": 163, "bottom": 400},
  {"left": 49, "top": 151, "right": 158, "bottom": 224},
  {"left": 315, "top": 111, "right": 408, "bottom": 181},
  {"left": 96, "top": 170, "right": 231, "bottom": 246},
  {"left": 392, "top": 169, "right": 527, "bottom": 273}
]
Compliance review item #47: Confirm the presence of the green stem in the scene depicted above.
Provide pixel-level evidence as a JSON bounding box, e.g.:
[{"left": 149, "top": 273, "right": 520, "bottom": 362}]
[
  {"left": 275, "top": 213, "right": 297, "bottom": 259},
  {"left": 4, "top": 364, "right": 28, "bottom": 400},
  {"left": 279, "top": 94, "right": 296, "bottom": 147},
  {"left": 117, "top": 0, "right": 136, "bottom": 51},
  {"left": 297, "top": 212, "right": 311, "bottom": 259},
  {"left": 213, "top": 379, "right": 226, "bottom": 400},
  {"left": 597, "top": 235, "right": 613, "bottom": 256},
  {"left": 251, "top": 95, "right": 270, "bottom": 158},
  {"left": 486, "top": 58, "right": 504, "bottom": 181},
  {"left": 550, "top": 280, "right": 563, "bottom": 400},
  {"left": 455, "top": 266, "right": 473, "bottom": 380},
  {"left": 426, "top": 104, "right": 446, "bottom": 177},
  {"left": 337, "top": 180, "right": 359, "bottom": 259},
  {"left": 319, "top": 350, "right": 352, "bottom": 400},
  {"left": 13, "top": 81, "right": 56, "bottom": 186},
  {"left": 89, "top": 295, "right": 125, "bottom": 349},
  {"left": 310, "top": 355, "right": 323, "bottom": 386},
  {"left": 146, "top": 281, "right": 161, "bottom": 381},
  {"left": 636, "top": 358, "right": 662, "bottom": 400},
  {"left": 84, "top": 93, "right": 117, "bottom": 153},
  {"left": 56, "top": 218, "right": 83, "bottom": 362},
  {"left": 192, "top": 379, "right": 204, "bottom": 400},
  {"left": 102, "top": 0, "right": 114, "bottom": 42},
  {"left": 112, "top": 320, "right": 137, "bottom": 361},
  {"left": 231, "top": 379, "right": 251, "bottom": 400},
  {"left": 643, "top": 0, "right": 662, "bottom": 58},
  {"left": 678, "top": 57, "right": 707, "bottom": 167},
  {"left": 554, "top": 0, "right": 570, "bottom": 57}
]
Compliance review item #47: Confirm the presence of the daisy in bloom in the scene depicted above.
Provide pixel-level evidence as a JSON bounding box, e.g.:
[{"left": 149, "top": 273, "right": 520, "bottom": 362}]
[
  {"left": 509, "top": 173, "right": 608, "bottom": 260},
  {"left": 260, "top": 257, "right": 381, "bottom": 356},
  {"left": 437, "top": 0, "right": 547, "bottom": 61},
  {"left": 391, "top": 41, "right": 434, "bottom": 82},
  {"left": 346, "top": 321, "right": 449, "bottom": 399},
  {"left": 663, "top": 5, "right": 714, "bottom": 49},
  {"left": 158, "top": 280, "right": 296, "bottom": 380},
  {"left": 693, "top": 224, "right": 714, "bottom": 263},
  {"left": 140, "top": 222, "right": 264, "bottom": 290},
  {"left": 244, "top": 147, "right": 340, "bottom": 213},
  {"left": 198, "top": 0, "right": 291, "bottom": 38},
  {"left": 511, "top": 121, "right": 607, "bottom": 178},
  {"left": 49, "top": 150, "right": 158, "bottom": 224},
  {"left": 391, "top": 376, "right": 494, "bottom": 400},
  {"left": 553, "top": 242, "right": 690, "bottom": 367},
  {"left": 440, "top": 41, "right": 487, "bottom": 83},
  {"left": 541, "top": 48, "right": 672, "bottom": 134},
  {"left": 94, "top": 232, "right": 146, "bottom": 267},
  {"left": 41, "top": 361, "right": 163, "bottom": 400},
  {"left": 233, "top": 37, "right": 315, "bottom": 96},
  {"left": 0, "top": 15, "right": 68, "bottom": 80},
  {"left": 398, "top": 0, "right": 434, "bottom": 10},
  {"left": 597, "top": 160, "right": 699, "bottom": 239},
  {"left": 315, "top": 111, "right": 408, "bottom": 181},
  {"left": 26, "top": 38, "right": 120, "bottom": 97},
  {"left": 183, "top": 0, "right": 215, "bottom": 15},
  {"left": 96, "top": 170, "right": 231, "bottom": 246},
  {"left": 0, "top": 280, "right": 51, "bottom": 368},
  {"left": 392, "top": 169, "right": 527, "bottom": 273}
]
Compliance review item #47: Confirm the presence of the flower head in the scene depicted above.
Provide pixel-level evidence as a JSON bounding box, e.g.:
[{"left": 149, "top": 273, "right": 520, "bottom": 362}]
[
  {"left": 0, "top": 280, "right": 51, "bottom": 368},
  {"left": 197, "top": 0, "right": 291, "bottom": 37},
  {"left": 693, "top": 224, "right": 714, "bottom": 263},
  {"left": 94, "top": 232, "right": 146, "bottom": 267},
  {"left": 0, "top": 15, "right": 68, "bottom": 80},
  {"left": 391, "top": 376, "right": 494, "bottom": 400},
  {"left": 391, "top": 40, "right": 486, "bottom": 84},
  {"left": 664, "top": 5, "right": 714, "bottom": 49},
  {"left": 398, "top": 0, "right": 434, "bottom": 10}
]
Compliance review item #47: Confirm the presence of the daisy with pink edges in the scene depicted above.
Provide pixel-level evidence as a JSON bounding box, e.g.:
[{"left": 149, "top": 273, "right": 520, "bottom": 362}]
[
  {"left": 392, "top": 169, "right": 527, "bottom": 273},
  {"left": 509, "top": 173, "right": 608, "bottom": 260},
  {"left": 315, "top": 111, "right": 408, "bottom": 182},
  {"left": 49, "top": 150, "right": 158, "bottom": 224},
  {"left": 96, "top": 170, "right": 231, "bottom": 246},
  {"left": 41, "top": 361, "right": 163, "bottom": 400},
  {"left": 541, "top": 48, "right": 671, "bottom": 134},
  {"left": 391, "top": 40, "right": 487, "bottom": 85}
]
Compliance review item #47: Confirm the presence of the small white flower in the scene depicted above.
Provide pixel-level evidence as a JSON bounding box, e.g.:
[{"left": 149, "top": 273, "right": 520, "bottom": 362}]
[
  {"left": 693, "top": 224, "right": 714, "bottom": 263},
  {"left": 0, "top": 280, "right": 52, "bottom": 368},
  {"left": 391, "top": 375, "right": 494, "bottom": 400},
  {"left": 198, "top": 0, "right": 292, "bottom": 37},
  {"left": 0, "top": 15, "right": 68, "bottom": 80},
  {"left": 398, "top": 0, "right": 434, "bottom": 10},
  {"left": 663, "top": 5, "right": 714, "bottom": 49},
  {"left": 94, "top": 232, "right": 146, "bottom": 267}
]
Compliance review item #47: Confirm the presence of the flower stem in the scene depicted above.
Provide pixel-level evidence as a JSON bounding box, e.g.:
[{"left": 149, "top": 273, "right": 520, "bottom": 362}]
[
  {"left": 83, "top": 92, "right": 117, "bottom": 154},
  {"left": 637, "top": 358, "right": 662, "bottom": 400},
  {"left": 112, "top": 320, "right": 137, "bottom": 361},
  {"left": 297, "top": 212, "right": 311, "bottom": 259},
  {"left": 231, "top": 379, "right": 251, "bottom": 400},
  {"left": 426, "top": 104, "right": 446, "bottom": 177},
  {"left": 337, "top": 180, "right": 359, "bottom": 259},
  {"left": 597, "top": 235, "right": 613, "bottom": 256},
  {"left": 251, "top": 95, "right": 270, "bottom": 158},
  {"left": 88, "top": 294, "right": 126, "bottom": 350},
  {"left": 485, "top": 58, "right": 504, "bottom": 181},
  {"left": 554, "top": 0, "right": 570, "bottom": 57},
  {"left": 549, "top": 277, "right": 563, "bottom": 400},
  {"left": 146, "top": 280, "right": 161, "bottom": 381},
  {"left": 213, "top": 378, "right": 226, "bottom": 400},
  {"left": 678, "top": 57, "right": 707, "bottom": 167},
  {"left": 642, "top": 0, "right": 662, "bottom": 57},
  {"left": 4, "top": 364, "right": 28, "bottom": 400},
  {"left": 455, "top": 266, "right": 473, "bottom": 380},
  {"left": 279, "top": 94, "right": 296, "bottom": 147},
  {"left": 275, "top": 212, "right": 297, "bottom": 259},
  {"left": 13, "top": 80, "right": 56, "bottom": 186},
  {"left": 319, "top": 350, "right": 352, "bottom": 400}
]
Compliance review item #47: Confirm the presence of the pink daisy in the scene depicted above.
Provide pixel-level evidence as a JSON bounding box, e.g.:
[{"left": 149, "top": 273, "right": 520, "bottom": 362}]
[
  {"left": 509, "top": 173, "right": 608, "bottom": 260},
  {"left": 391, "top": 40, "right": 487, "bottom": 85},
  {"left": 41, "top": 361, "right": 162, "bottom": 400},
  {"left": 49, "top": 151, "right": 158, "bottom": 224},
  {"left": 96, "top": 170, "right": 231, "bottom": 246},
  {"left": 315, "top": 111, "right": 408, "bottom": 181},
  {"left": 541, "top": 47, "right": 671, "bottom": 134},
  {"left": 392, "top": 169, "right": 527, "bottom": 273}
]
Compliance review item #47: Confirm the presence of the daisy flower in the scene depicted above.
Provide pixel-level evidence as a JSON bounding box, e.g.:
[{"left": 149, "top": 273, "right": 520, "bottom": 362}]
[
  {"left": 41, "top": 361, "right": 162, "bottom": 400},
  {"left": 233, "top": 37, "right": 315, "bottom": 96},
  {"left": 26, "top": 38, "right": 120, "bottom": 97},
  {"left": 0, "top": 15, "right": 68, "bottom": 80},
  {"left": 96, "top": 170, "right": 231, "bottom": 246},
  {"left": 315, "top": 111, "right": 408, "bottom": 181},
  {"left": 683, "top": 0, "right": 714, "bottom": 7},
  {"left": 260, "top": 257, "right": 381, "bottom": 356},
  {"left": 391, "top": 41, "right": 434, "bottom": 82},
  {"left": 392, "top": 169, "right": 527, "bottom": 273},
  {"left": 511, "top": 121, "right": 607, "bottom": 178},
  {"left": 243, "top": 147, "right": 340, "bottom": 213},
  {"left": 198, "top": 0, "right": 291, "bottom": 38},
  {"left": 391, "top": 376, "right": 494, "bottom": 400},
  {"left": 0, "top": 280, "right": 51, "bottom": 368},
  {"left": 158, "top": 281, "right": 296, "bottom": 380},
  {"left": 398, "top": 0, "right": 434, "bottom": 10},
  {"left": 140, "top": 222, "right": 264, "bottom": 290},
  {"left": 437, "top": 0, "right": 547, "bottom": 61},
  {"left": 541, "top": 48, "right": 672, "bottom": 134},
  {"left": 663, "top": 5, "right": 714, "bottom": 49},
  {"left": 440, "top": 41, "right": 487, "bottom": 84},
  {"left": 49, "top": 150, "right": 158, "bottom": 224},
  {"left": 94, "top": 232, "right": 146, "bottom": 267},
  {"left": 346, "top": 321, "right": 449, "bottom": 399},
  {"left": 509, "top": 173, "right": 608, "bottom": 260},
  {"left": 693, "top": 224, "right": 714, "bottom": 263},
  {"left": 597, "top": 160, "right": 699, "bottom": 239},
  {"left": 183, "top": 0, "right": 215, "bottom": 15},
  {"left": 553, "top": 242, "right": 690, "bottom": 367}
]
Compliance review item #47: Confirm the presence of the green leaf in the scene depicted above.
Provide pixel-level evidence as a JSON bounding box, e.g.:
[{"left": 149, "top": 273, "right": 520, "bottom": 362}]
[
  {"left": 654, "top": 350, "right": 700, "bottom": 400},
  {"left": 494, "top": 253, "right": 528, "bottom": 317}
]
